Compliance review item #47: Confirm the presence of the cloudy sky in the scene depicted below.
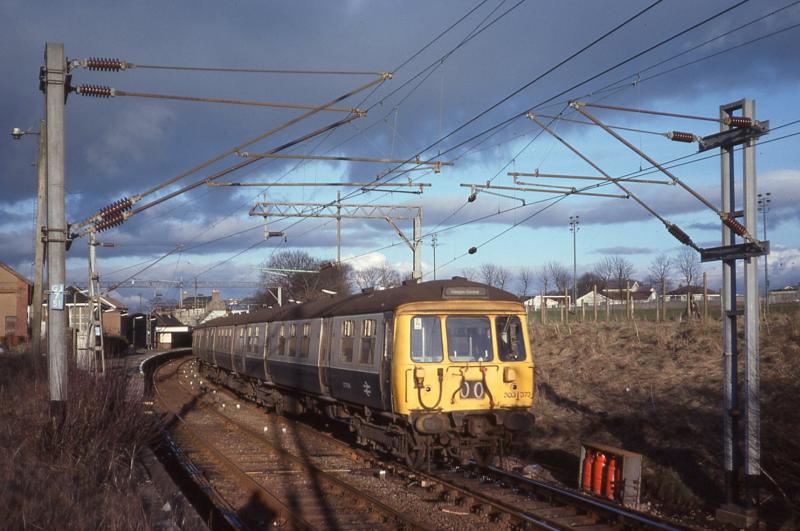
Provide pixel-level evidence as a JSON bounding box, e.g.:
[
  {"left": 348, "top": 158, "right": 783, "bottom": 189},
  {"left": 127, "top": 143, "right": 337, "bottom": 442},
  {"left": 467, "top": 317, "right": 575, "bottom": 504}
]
[{"left": 2, "top": 0, "right": 799, "bottom": 308}]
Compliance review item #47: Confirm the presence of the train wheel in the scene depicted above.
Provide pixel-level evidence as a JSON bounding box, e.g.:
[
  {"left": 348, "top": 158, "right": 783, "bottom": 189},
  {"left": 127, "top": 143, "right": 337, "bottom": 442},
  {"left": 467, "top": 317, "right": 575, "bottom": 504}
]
[
  {"left": 473, "top": 444, "right": 496, "bottom": 467},
  {"left": 404, "top": 439, "right": 427, "bottom": 469}
]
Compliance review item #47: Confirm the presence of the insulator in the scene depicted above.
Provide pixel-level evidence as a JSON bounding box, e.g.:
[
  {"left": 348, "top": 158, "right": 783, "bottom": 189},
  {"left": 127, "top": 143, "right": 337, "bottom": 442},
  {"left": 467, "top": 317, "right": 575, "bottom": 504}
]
[
  {"left": 667, "top": 131, "right": 695, "bottom": 143},
  {"left": 468, "top": 246, "right": 477, "bottom": 255},
  {"left": 722, "top": 215, "right": 748, "bottom": 237},
  {"left": 85, "top": 57, "right": 124, "bottom": 71},
  {"left": 728, "top": 116, "right": 753, "bottom": 128},
  {"left": 99, "top": 197, "right": 132, "bottom": 220},
  {"left": 76, "top": 84, "right": 113, "bottom": 98},
  {"left": 667, "top": 223, "right": 694, "bottom": 246},
  {"left": 95, "top": 213, "right": 125, "bottom": 232}
]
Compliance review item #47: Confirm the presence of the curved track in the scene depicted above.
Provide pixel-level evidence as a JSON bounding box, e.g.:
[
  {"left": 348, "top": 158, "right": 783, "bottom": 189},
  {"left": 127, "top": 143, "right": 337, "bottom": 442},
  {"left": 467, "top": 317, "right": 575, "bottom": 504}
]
[
  {"left": 153, "top": 355, "right": 693, "bottom": 530},
  {"left": 153, "top": 357, "right": 425, "bottom": 530}
]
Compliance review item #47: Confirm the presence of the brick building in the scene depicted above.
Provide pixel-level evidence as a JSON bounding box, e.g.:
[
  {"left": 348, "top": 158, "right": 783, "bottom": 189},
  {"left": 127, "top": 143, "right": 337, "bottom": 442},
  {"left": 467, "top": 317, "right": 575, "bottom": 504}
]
[{"left": 0, "top": 262, "right": 32, "bottom": 347}]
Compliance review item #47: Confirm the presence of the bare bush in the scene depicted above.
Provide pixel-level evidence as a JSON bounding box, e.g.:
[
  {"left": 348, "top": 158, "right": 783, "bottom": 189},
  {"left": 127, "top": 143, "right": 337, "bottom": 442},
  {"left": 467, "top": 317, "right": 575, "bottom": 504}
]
[{"left": 0, "top": 357, "right": 156, "bottom": 529}]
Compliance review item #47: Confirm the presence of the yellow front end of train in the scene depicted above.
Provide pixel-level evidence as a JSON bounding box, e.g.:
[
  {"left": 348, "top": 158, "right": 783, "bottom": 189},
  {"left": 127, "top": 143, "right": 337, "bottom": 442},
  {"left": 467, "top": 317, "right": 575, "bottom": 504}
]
[{"left": 392, "top": 299, "right": 533, "bottom": 425}]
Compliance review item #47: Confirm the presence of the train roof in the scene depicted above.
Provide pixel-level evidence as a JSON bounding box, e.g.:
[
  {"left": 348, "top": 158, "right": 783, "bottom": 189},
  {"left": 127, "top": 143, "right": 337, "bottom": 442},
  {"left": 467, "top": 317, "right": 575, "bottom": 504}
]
[{"left": 196, "top": 278, "right": 520, "bottom": 328}]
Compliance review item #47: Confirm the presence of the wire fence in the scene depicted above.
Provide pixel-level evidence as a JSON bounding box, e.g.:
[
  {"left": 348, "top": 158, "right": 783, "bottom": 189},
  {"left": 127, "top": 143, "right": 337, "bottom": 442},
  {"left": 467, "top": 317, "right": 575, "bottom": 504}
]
[{"left": 527, "top": 290, "right": 800, "bottom": 325}]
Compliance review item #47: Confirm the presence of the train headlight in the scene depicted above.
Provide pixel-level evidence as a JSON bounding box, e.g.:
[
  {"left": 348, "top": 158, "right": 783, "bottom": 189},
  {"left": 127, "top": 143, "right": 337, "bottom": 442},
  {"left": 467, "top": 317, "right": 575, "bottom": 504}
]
[{"left": 503, "top": 367, "right": 517, "bottom": 383}]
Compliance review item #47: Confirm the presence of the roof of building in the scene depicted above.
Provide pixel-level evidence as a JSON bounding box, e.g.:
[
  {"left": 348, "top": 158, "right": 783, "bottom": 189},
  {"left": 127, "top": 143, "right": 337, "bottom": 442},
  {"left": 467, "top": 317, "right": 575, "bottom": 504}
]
[
  {"left": 197, "top": 278, "right": 520, "bottom": 328},
  {"left": 601, "top": 290, "right": 653, "bottom": 301},
  {"left": 668, "top": 285, "right": 718, "bottom": 295},
  {"left": 154, "top": 313, "right": 187, "bottom": 327},
  {"left": 0, "top": 261, "right": 32, "bottom": 286}
]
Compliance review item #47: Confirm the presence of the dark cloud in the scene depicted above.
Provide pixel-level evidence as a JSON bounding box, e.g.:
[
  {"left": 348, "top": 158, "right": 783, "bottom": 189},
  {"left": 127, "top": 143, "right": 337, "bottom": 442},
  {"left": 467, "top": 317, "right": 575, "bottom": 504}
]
[{"left": 2, "top": 1, "right": 798, "bottom": 281}]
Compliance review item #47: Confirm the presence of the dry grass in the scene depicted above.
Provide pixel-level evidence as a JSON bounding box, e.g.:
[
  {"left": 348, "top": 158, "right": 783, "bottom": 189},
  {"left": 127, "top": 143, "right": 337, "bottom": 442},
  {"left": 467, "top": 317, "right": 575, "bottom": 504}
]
[
  {"left": 527, "top": 312, "right": 800, "bottom": 515},
  {"left": 0, "top": 355, "right": 157, "bottom": 530}
]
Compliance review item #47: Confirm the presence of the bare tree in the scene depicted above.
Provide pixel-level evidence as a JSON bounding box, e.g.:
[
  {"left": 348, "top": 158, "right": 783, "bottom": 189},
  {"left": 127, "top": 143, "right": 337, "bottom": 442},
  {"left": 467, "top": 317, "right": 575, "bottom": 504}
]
[
  {"left": 592, "top": 257, "right": 614, "bottom": 288},
  {"left": 675, "top": 247, "right": 701, "bottom": 290},
  {"left": 516, "top": 266, "right": 534, "bottom": 298},
  {"left": 353, "top": 264, "right": 401, "bottom": 290},
  {"left": 259, "top": 250, "right": 351, "bottom": 303},
  {"left": 576, "top": 272, "right": 604, "bottom": 297},
  {"left": 545, "top": 261, "right": 571, "bottom": 299},
  {"left": 536, "top": 266, "right": 550, "bottom": 295},
  {"left": 479, "top": 263, "right": 510, "bottom": 290},
  {"left": 609, "top": 256, "right": 635, "bottom": 291},
  {"left": 647, "top": 254, "right": 673, "bottom": 292}
]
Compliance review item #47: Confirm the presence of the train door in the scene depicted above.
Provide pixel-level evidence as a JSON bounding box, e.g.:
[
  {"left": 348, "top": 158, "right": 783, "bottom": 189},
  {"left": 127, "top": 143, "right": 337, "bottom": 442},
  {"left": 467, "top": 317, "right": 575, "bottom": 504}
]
[
  {"left": 319, "top": 317, "right": 332, "bottom": 393},
  {"left": 210, "top": 328, "right": 217, "bottom": 365}
]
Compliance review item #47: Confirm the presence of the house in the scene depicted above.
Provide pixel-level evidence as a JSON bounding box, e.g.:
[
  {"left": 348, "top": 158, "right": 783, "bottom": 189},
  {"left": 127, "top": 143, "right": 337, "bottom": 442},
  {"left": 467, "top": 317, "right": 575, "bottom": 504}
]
[
  {"left": 522, "top": 294, "right": 565, "bottom": 310},
  {"left": 180, "top": 289, "right": 226, "bottom": 311},
  {"left": 575, "top": 282, "right": 657, "bottom": 307},
  {"left": 45, "top": 286, "right": 130, "bottom": 356},
  {"left": 0, "top": 262, "right": 32, "bottom": 347},
  {"left": 667, "top": 285, "right": 719, "bottom": 302},
  {"left": 153, "top": 313, "right": 191, "bottom": 349}
]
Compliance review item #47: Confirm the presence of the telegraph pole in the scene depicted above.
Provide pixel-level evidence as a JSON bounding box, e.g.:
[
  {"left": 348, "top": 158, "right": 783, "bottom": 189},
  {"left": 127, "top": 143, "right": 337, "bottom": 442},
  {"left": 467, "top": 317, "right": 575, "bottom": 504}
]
[
  {"left": 43, "top": 43, "right": 68, "bottom": 418},
  {"left": 431, "top": 233, "right": 438, "bottom": 280},
  {"left": 569, "top": 215, "right": 580, "bottom": 310},
  {"left": 757, "top": 192, "right": 771, "bottom": 311}
]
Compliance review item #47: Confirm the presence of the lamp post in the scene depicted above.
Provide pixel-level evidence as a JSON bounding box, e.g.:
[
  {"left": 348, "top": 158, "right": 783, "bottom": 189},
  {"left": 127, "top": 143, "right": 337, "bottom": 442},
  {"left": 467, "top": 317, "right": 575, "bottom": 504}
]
[
  {"left": 569, "top": 215, "right": 580, "bottom": 310},
  {"left": 757, "top": 192, "right": 771, "bottom": 311},
  {"left": 11, "top": 124, "right": 45, "bottom": 366}
]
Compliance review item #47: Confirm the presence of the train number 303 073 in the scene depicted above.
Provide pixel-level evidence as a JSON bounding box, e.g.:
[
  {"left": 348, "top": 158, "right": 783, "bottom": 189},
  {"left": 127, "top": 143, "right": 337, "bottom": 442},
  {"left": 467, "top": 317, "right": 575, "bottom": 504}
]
[{"left": 504, "top": 390, "right": 532, "bottom": 399}]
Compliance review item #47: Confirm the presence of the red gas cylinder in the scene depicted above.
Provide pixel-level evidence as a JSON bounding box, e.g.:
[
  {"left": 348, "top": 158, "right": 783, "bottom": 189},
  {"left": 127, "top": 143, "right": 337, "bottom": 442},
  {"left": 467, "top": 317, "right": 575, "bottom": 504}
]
[
  {"left": 605, "top": 456, "right": 617, "bottom": 500},
  {"left": 592, "top": 452, "right": 606, "bottom": 496},
  {"left": 581, "top": 450, "right": 594, "bottom": 492}
]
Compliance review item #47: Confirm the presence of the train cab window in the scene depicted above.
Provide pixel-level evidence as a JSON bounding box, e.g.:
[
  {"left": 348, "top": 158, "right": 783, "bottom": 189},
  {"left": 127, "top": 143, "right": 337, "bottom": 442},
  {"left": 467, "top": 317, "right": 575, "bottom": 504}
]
[
  {"left": 495, "top": 315, "right": 527, "bottom": 361},
  {"left": 410, "top": 316, "right": 443, "bottom": 363},
  {"left": 359, "top": 319, "right": 377, "bottom": 365},
  {"left": 446, "top": 316, "right": 493, "bottom": 362},
  {"left": 300, "top": 323, "right": 311, "bottom": 358},
  {"left": 288, "top": 323, "right": 298, "bottom": 357},
  {"left": 340, "top": 320, "right": 354, "bottom": 363}
]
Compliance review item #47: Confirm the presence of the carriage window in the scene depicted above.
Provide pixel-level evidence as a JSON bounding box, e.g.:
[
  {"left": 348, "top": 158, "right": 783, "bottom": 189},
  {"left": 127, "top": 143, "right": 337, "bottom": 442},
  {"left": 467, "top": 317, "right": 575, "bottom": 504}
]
[
  {"left": 340, "top": 320, "right": 354, "bottom": 363},
  {"left": 410, "top": 316, "right": 443, "bottom": 363},
  {"left": 359, "top": 319, "right": 377, "bottom": 365},
  {"left": 275, "top": 324, "right": 286, "bottom": 357},
  {"left": 446, "top": 316, "right": 493, "bottom": 362},
  {"left": 288, "top": 323, "right": 298, "bottom": 357},
  {"left": 496, "top": 315, "right": 527, "bottom": 361},
  {"left": 300, "top": 322, "right": 311, "bottom": 358}
]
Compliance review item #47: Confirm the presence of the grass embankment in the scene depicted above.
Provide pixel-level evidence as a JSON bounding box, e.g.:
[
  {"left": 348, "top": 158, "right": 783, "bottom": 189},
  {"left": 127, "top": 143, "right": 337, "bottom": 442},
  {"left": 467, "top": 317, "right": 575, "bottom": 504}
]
[
  {"left": 0, "top": 356, "right": 156, "bottom": 529},
  {"left": 528, "top": 312, "right": 800, "bottom": 519}
]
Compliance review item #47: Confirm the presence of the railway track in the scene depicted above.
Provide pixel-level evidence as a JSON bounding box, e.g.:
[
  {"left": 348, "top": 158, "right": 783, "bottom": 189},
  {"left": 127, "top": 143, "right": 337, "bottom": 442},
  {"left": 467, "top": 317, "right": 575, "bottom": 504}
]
[
  {"left": 153, "top": 355, "right": 691, "bottom": 530},
  {"left": 153, "top": 357, "right": 426, "bottom": 529}
]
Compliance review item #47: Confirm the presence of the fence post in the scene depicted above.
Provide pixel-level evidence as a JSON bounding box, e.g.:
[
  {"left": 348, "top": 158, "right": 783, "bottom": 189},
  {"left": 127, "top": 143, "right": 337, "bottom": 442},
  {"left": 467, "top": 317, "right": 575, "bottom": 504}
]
[
  {"left": 541, "top": 292, "right": 546, "bottom": 324},
  {"left": 593, "top": 284, "right": 598, "bottom": 322},
  {"left": 686, "top": 285, "right": 692, "bottom": 321},
  {"left": 703, "top": 272, "right": 708, "bottom": 322},
  {"left": 625, "top": 281, "right": 631, "bottom": 320},
  {"left": 562, "top": 288, "right": 567, "bottom": 323},
  {"left": 606, "top": 295, "right": 610, "bottom": 322},
  {"left": 656, "top": 293, "right": 660, "bottom": 322},
  {"left": 581, "top": 300, "right": 585, "bottom": 321}
]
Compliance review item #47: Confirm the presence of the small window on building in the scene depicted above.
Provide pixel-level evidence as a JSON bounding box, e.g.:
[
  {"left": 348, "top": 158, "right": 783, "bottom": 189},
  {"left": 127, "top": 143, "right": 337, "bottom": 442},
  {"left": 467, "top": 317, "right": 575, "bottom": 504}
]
[
  {"left": 359, "top": 319, "right": 377, "bottom": 365},
  {"left": 340, "top": 320, "right": 354, "bottom": 363},
  {"left": 300, "top": 322, "right": 311, "bottom": 358},
  {"left": 410, "top": 316, "right": 443, "bottom": 363}
]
